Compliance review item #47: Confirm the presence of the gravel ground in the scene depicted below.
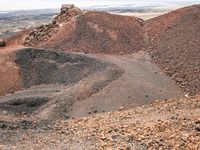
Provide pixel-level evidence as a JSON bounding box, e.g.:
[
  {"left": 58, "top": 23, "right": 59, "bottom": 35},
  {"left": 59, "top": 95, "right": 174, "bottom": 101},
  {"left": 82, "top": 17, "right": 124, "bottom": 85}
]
[
  {"left": 145, "top": 5, "right": 200, "bottom": 95},
  {"left": 15, "top": 48, "right": 108, "bottom": 88},
  {"left": 0, "top": 96, "right": 199, "bottom": 149}
]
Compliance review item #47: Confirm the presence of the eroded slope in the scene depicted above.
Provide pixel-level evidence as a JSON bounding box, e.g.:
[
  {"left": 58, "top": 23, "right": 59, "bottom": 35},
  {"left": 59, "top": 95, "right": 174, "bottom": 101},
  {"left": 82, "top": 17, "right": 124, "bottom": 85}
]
[
  {"left": 24, "top": 6, "right": 144, "bottom": 54},
  {"left": 145, "top": 5, "right": 200, "bottom": 95}
]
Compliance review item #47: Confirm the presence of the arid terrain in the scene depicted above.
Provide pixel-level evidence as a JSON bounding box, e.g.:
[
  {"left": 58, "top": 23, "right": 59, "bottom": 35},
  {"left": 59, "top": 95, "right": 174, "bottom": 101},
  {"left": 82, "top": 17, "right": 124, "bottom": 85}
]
[
  {"left": 0, "top": 9, "right": 57, "bottom": 38},
  {"left": 0, "top": 2, "right": 192, "bottom": 39},
  {"left": 0, "top": 4, "right": 199, "bottom": 150}
]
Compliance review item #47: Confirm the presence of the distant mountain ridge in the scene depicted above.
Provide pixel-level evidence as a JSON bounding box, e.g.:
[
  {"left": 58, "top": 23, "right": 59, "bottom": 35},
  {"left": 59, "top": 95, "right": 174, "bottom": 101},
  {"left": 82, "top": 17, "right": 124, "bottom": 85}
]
[{"left": 0, "top": 9, "right": 59, "bottom": 38}]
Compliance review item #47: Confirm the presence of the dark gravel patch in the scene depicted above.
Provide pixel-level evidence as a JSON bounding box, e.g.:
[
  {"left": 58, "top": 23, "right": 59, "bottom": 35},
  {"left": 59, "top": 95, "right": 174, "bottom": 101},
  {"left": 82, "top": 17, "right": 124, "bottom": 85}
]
[
  {"left": 0, "top": 119, "right": 52, "bottom": 131},
  {"left": 0, "top": 97, "right": 48, "bottom": 115},
  {"left": 15, "top": 48, "right": 108, "bottom": 88}
]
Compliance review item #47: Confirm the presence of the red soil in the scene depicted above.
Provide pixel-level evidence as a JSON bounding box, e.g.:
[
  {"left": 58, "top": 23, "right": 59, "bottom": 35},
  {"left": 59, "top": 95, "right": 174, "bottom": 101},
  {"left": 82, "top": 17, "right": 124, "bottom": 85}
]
[
  {"left": 145, "top": 5, "right": 200, "bottom": 95},
  {"left": 0, "top": 5, "right": 200, "bottom": 95},
  {"left": 5, "top": 29, "right": 30, "bottom": 47},
  {"left": 25, "top": 11, "right": 144, "bottom": 55},
  {"left": 0, "top": 30, "right": 30, "bottom": 95},
  {"left": 0, "top": 48, "right": 22, "bottom": 96},
  {"left": 145, "top": 5, "right": 200, "bottom": 40}
]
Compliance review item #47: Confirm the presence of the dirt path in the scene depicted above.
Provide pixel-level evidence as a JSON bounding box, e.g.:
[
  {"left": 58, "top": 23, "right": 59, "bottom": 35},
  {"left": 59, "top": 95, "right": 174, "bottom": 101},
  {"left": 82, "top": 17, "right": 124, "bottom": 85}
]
[{"left": 70, "top": 51, "right": 184, "bottom": 118}]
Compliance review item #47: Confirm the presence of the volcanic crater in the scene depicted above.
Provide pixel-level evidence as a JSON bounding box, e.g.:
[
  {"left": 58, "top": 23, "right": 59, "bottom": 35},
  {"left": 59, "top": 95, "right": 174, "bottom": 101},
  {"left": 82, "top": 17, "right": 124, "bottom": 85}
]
[
  {"left": 15, "top": 48, "right": 109, "bottom": 88},
  {"left": 0, "top": 48, "right": 123, "bottom": 120}
]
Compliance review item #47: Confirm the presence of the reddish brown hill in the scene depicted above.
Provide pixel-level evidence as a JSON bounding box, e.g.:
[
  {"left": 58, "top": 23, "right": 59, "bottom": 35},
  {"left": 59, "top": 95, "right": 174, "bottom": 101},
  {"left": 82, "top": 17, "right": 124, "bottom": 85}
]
[
  {"left": 145, "top": 5, "right": 200, "bottom": 40},
  {"left": 24, "top": 9, "right": 144, "bottom": 54},
  {"left": 145, "top": 5, "right": 200, "bottom": 95},
  {"left": 2, "top": 4, "right": 200, "bottom": 95}
]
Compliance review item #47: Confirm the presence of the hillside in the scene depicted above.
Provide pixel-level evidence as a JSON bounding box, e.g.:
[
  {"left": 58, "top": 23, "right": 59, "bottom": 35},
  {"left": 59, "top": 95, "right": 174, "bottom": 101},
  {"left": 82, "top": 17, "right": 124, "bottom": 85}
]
[
  {"left": 145, "top": 5, "right": 200, "bottom": 95},
  {"left": 23, "top": 4, "right": 200, "bottom": 95},
  {"left": 24, "top": 5, "right": 144, "bottom": 55},
  {"left": 0, "top": 4, "right": 200, "bottom": 150}
]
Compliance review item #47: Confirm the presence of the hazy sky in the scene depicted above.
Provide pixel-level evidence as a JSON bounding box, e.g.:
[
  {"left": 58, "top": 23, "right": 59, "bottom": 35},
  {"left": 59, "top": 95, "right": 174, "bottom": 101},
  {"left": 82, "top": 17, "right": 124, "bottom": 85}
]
[{"left": 1, "top": 0, "right": 200, "bottom": 11}]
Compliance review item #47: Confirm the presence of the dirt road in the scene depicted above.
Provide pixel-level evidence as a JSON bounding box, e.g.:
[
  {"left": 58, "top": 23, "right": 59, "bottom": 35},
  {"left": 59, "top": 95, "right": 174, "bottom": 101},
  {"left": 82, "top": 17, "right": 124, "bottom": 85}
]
[{"left": 70, "top": 51, "right": 184, "bottom": 118}]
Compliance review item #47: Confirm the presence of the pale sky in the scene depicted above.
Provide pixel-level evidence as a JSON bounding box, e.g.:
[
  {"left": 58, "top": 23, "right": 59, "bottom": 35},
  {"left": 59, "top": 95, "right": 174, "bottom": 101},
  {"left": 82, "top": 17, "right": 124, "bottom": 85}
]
[{"left": 0, "top": 0, "right": 200, "bottom": 11}]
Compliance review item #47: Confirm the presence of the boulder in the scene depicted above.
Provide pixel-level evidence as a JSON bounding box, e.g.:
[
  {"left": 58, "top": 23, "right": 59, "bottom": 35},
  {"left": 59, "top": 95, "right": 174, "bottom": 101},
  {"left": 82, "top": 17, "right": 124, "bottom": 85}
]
[
  {"left": 62, "top": 4, "right": 75, "bottom": 10},
  {"left": 61, "top": 4, "right": 75, "bottom": 13},
  {"left": 0, "top": 39, "right": 6, "bottom": 47}
]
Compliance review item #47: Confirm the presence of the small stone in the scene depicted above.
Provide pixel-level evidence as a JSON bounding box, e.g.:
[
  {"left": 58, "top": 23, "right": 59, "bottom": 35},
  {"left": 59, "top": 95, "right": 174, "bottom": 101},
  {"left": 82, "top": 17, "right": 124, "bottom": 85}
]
[
  {"left": 111, "top": 135, "right": 118, "bottom": 139},
  {"left": 64, "top": 115, "right": 70, "bottom": 119},
  {"left": 114, "top": 128, "right": 119, "bottom": 132},
  {"left": 195, "top": 120, "right": 200, "bottom": 124},
  {"left": 52, "top": 20, "right": 57, "bottom": 24},
  {"left": 3, "top": 111, "right": 7, "bottom": 115},
  {"left": 0, "top": 39, "right": 6, "bottom": 47},
  {"left": 184, "top": 94, "right": 189, "bottom": 98},
  {"left": 171, "top": 115, "right": 178, "bottom": 120},
  {"left": 51, "top": 140, "right": 56, "bottom": 143},
  {"left": 195, "top": 127, "right": 200, "bottom": 132},
  {"left": 101, "top": 136, "right": 107, "bottom": 140},
  {"left": 119, "top": 106, "right": 124, "bottom": 111},
  {"left": 182, "top": 133, "right": 189, "bottom": 141}
]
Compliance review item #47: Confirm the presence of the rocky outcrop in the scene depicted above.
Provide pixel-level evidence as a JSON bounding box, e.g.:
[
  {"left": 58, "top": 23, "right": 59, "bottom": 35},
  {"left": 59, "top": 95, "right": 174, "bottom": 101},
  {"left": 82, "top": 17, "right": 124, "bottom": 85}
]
[
  {"left": 24, "top": 4, "right": 82, "bottom": 46},
  {"left": 23, "top": 23, "right": 59, "bottom": 45},
  {"left": 54, "top": 4, "right": 82, "bottom": 23}
]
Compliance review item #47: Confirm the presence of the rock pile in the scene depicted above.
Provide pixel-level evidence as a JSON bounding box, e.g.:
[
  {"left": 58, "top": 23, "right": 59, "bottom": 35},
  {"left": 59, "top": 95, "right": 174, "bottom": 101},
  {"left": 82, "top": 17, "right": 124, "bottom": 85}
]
[
  {"left": 54, "top": 4, "right": 82, "bottom": 23},
  {"left": 0, "top": 39, "right": 6, "bottom": 47},
  {"left": 24, "top": 23, "right": 59, "bottom": 46},
  {"left": 24, "top": 4, "right": 82, "bottom": 46},
  {"left": 145, "top": 5, "right": 200, "bottom": 95}
]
